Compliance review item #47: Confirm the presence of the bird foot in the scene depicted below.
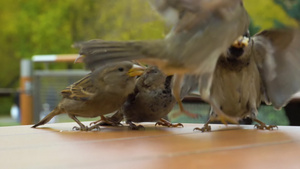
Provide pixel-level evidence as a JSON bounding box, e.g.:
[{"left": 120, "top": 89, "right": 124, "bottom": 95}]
[
  {"left": 72, "top": 125, "right": 101, "bottom": 131},
  {"left": 155, "top": 118, "right": 184, "bottom": 127},
  {"left": 254, "top": 124, "right": 278, "bottom": 130},
  {"left": 253, "top": 119, "right": 278, "bottom": 130},
  {"left": 193, "top": 124, "right": 211, "bottom": 132},
  {"left": 155, "top": 121, "right": 184, "bottom": 128},
  {"left": 128, "top": 123, "right": 145, "bottom": 130}
]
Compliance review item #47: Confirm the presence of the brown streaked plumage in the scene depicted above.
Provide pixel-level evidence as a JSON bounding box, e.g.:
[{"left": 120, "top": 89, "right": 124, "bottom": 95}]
[
  {"left": 94, "top": 66, "right": 182, "bottom": 130},
  {"left": 32, "top": 61, "right": 144, "bottom": 131}
]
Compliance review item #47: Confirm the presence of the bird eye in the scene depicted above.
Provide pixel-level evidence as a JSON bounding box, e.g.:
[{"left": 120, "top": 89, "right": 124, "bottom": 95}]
[{"left": 118, "top": 67, "right": 124, "bottom": 72}]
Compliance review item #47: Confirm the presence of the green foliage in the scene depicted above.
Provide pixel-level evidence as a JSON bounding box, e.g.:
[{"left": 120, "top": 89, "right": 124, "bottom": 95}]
[
  {"left": 244, "top": 0, "right": 299, "bottom": 30},
  {"left": 1, "top": 0, "right": 299, "bottom": 88},
  {"left": 0, "top": 0, "right": 166, "bottom": 88},
  {"left": 274, "top": 0, "right": 300, "bottom": 23},
  {"left": 0, "top": 97, "right": 14, "bottom": 116},
  {"left": 0, "top": 0, "right": 299, "bottom": 119},
  {"left": 249, "top": 19, "right": 261, "bottom": 35}
]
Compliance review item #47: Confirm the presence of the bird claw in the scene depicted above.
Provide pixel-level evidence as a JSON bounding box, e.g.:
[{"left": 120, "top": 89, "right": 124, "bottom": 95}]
[
  {"left": 193, "top": 125, "right": 211, "bottom": 132},
  {"left": 129, "top": 123, "right": 145, "bottom": 130},
  {"left": 72, "top": 125, "right": 101, "bottom": 131},
  {"left": 155, "top": 121, "right": 184, "bottom": 128},
  {"left": 253, "top": 118, "right": 278, "bottom": 130},
  {"left": 254, "top": 124, "right": 278, "bottom": 130},
  {"left": 72, "top": 126, "right": 81, "bottom": 131},
  {"left": 72, "top": 125, "right": 90, "bottom": 131}
]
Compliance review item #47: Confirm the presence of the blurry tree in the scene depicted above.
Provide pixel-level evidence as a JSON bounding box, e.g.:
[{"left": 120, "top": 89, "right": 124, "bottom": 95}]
[
  {"left": 0, "top": 0, "right": 165, "bottom": 115},
  {"left": 244, "top": 0, "right": 298, "bottom": 32},
  {"left": 0, "top": 0, "right": 299, "bottom": 116},
  {"left": 274, "top": 0, "right": 300, "bottom": 24},
  {"left": 248, "top": 19, "right": 261, "bottom": 36},
  {"left": 0, "top": 0, "right": 165, "bottom": 89}
]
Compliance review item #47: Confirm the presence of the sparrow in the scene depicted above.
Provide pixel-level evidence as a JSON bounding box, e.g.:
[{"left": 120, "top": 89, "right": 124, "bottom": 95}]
[
  {"left": 32, "top": 61, "right": 144, "bottom": 131},
  {"left": 77, "top": 0, "right": 249, "bottom": 122},
  {"left": 93, "top": 66, "right": 182, "bottom": 130},
  {"left": 194, "top": 28, "right": 300, "bottom": 132}
]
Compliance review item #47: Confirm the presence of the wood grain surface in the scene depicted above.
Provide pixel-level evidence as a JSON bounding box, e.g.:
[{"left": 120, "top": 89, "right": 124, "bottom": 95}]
[{"left": 1, "top": 122, "right": 300, "bottom": 169}]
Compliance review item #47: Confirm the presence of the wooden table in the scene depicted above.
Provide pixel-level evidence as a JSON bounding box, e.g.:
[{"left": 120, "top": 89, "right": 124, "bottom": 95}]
[{"left": 1, "top": 122, "right": 300, "bottom": 169}]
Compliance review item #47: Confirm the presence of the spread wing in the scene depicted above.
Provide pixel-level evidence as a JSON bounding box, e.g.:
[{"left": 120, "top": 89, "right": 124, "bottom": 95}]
[
  {"left": 61, "top": 73, "right": 97, "bottom": 101},
  {"left": 79, "top": 0, "right": 249, "bottom": 73},
  {"left": 252, "top": 28, "right": 300, "bottom": 109}
]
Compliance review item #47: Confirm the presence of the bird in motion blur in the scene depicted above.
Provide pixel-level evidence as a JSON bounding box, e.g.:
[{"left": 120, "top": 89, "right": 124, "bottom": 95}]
[
  {"left": 32, "top": 61, "right": 144, "bottom": 131},
  {"left": 194, "top": 28, "right": 300, "bottom": 132},
  {"left": 92, "top": 66, "right": 183, "bottom": 130},
  {"left": 77, "top": 0, "right": 250, "bottom": 123}
]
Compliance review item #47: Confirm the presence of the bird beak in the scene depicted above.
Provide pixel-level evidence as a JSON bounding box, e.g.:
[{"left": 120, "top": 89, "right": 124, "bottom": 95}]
[
  {"left": 133, "top": 60, "right": 148, "bottom": 69},
  {"left": 74, "top": 55, "right": 85, "bottom": 63},
  {"left": 232, "top": 36, "right": 250, "bottom": 48},
  {"left": 127, "top": 64, "right": 145, "bottom": 77}
]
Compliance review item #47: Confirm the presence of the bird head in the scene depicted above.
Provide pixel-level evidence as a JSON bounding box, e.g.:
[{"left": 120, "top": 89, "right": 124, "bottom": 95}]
[
  {"left": 141, "top": 66, "right": 167, "bottom": 88},
  {"left": 74, "top": 54, "right": 85, "bottom": 63},
  {"left": 92, "top": 62, "right": 145, "bottom": 95},
  {"left": 226, "top": 31, "right": 251, "bottom": 59}
]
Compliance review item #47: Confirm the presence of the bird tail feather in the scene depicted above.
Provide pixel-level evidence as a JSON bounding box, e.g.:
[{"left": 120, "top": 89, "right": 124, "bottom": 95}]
[{"left": 31, "top": 107, "right": 62, "bottom": 128}]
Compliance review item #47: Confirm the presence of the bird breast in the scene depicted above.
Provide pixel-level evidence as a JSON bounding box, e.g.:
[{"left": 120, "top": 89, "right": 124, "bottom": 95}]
[{"left": 211, "top": 56, "right": 261, "bottom": 118}]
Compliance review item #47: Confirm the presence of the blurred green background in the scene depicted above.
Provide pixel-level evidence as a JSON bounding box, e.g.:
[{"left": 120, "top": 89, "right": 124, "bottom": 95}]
[{"left": 0, "top": 0, "right": 299, "bottom": 126}]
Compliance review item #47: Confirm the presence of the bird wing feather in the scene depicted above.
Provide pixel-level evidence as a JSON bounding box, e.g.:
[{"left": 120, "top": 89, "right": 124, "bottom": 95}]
[
  {"left": 61, "top": 73, "right": 97, "bottom": 101},
  {"left": 252, "top": 28, "right": 300, "bottom": 109}
]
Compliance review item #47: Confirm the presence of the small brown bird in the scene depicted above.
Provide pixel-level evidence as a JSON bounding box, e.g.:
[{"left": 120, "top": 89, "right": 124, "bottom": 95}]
[
  {"left": 32, "top": 61, "right": 144, "bottom": 131},
  {"left": 94, "top": 66, "right": 182, "bottom": 130},
  {"left": 77, "top": 0, "right": 249, "bottom": 122},
  {"left": 195, "top": 28, "right": 300, "bottom": 132}
]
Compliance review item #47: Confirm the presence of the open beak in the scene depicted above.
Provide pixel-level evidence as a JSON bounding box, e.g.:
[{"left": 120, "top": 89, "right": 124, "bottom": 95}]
[
  {"left": 232, "top": 36, "right": 250, "bottom": 48},
  {"left": 127, "top": 64, "right": 145, "bottom": 77},
  {"left": 74, "top": 55, "right": 85, "bottom": 63}
]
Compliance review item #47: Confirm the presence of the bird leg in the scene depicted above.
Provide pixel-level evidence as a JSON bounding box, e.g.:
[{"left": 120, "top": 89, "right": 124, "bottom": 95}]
[
  {"left": 209, "top": 101, "right": 239, "bottom": 125},
  {"left": 89, "top": 115, "right": 122, "bottom": 126},
  {"left": 193, "top": 104, "right": 239, "bottom": 132},
  {"left": 253, "top": 118, "right": 278, "bottom": 130},
  {"left": 89, "top": 115, "right": 106, "bottom": 126},
  {"left": 127, "top": 121, "right": 145, "bottom": 130},
  {"left": 69, "top": 114, "right": 100, "bottom": 131},
  {"left": 155, "top": 118, "right": 184, "bottom": 127},
  {"left": 173, "top": 74, "right": 200, "bottom": 119},
  {"left": 194, "top": 119, "right": 212, "bottom": 132}
]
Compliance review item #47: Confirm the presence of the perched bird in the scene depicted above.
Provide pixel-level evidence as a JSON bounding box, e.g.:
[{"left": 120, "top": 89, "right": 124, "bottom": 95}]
[
  {"left": 32, "top": 61, "right": 144, "bottom": 131},
  {"left": 195, "top": 28, "right": 300, "bottom": 132},
  {"left": 77, "top": 0, "right": 249, "bottom": 122},
  {"left": 94, "top": 66, "right": 182, "bottom": 130}
]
